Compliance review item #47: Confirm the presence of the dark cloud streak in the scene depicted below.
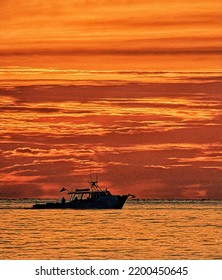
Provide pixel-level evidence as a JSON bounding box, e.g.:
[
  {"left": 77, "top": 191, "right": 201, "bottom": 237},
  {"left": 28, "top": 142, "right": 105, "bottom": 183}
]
[{"left": 0, "top": 47, "right": 221, "bottom": 57}]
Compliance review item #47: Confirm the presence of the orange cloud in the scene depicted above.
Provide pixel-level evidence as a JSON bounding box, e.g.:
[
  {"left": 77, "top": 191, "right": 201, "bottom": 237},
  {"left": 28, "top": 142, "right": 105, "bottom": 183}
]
[
  {"left": 0, "top": 0, "right": 221, "bottom": 70},
  {"left": 0, "top": 1, "right": 221, "bottom": 199},
  {"left": 0, "top": 77, "right": 222, "bottom": 199}
]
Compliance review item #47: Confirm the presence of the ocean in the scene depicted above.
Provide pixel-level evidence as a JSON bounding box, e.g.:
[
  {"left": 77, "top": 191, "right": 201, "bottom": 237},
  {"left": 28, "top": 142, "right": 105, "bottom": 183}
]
[{"left": 0, "top": 200, "right": 221, "bottom": 260}]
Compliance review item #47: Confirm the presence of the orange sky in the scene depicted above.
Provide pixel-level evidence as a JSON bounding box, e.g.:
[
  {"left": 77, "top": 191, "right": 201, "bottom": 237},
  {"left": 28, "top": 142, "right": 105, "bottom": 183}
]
[
  {"left": 0, "top": 0, "right": 222, "bottom": 199},
  {"left": 0, "top": 0, "right": 221, "bottom": 70}
]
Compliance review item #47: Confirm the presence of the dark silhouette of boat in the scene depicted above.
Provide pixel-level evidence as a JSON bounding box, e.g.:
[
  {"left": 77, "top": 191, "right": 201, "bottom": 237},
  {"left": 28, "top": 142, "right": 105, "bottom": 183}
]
[{"left": 32, "top": 174, "right": 134, "bottom": 209}]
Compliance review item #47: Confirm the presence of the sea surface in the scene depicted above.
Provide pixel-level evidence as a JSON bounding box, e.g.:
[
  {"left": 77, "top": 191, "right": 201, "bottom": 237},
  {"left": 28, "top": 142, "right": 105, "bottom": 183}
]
[{"left": 0, "top": 199, "right": 221, "bottom": 260}]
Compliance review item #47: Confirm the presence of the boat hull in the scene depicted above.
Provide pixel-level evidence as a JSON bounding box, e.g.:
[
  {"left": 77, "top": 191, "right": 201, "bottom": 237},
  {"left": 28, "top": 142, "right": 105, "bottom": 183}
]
[{"left": 32, "top": 195, "right": 129, "bottom": 209}]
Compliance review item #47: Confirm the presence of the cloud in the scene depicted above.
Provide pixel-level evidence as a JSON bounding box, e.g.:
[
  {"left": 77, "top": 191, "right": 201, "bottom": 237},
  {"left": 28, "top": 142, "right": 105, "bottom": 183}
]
[
  {"left": 0, "top": 73, "right": 221, "bottom": 199},
  {"left": 0, "top": 105, "right": 60, "bottom": 113},
  {"left": 0, "top": 0, "right": 221, "bottom": 70},
  {"left": 0, "top": 0, "right": 221, "bottom": 199},
  {"left": 144, "top": 165, "right": 171, "bottom": 169},
  {"left": 1, "top": 47, "right": 222, "bottom": 57},
  {"left": 15, "top": 147, "right": 40, "bottom": 154}
]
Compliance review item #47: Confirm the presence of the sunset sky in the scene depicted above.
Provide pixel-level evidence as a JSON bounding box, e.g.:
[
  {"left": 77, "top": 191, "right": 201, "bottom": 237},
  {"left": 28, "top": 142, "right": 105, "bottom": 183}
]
[{"left": 0, "top": 0, "right": 222, "bottom": 199}]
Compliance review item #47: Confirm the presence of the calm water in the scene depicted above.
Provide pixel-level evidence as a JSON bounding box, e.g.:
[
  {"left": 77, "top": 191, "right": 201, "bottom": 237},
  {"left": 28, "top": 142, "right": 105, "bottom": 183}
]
[{"left": 0, "top": 200, "right": 221, "bottom": 260}]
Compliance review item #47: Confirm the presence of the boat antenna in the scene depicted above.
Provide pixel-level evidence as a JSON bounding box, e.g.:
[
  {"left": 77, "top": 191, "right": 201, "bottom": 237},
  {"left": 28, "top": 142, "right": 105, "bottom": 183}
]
[{"left": 88, "top": 172, "right": 101, "bottom": 191}]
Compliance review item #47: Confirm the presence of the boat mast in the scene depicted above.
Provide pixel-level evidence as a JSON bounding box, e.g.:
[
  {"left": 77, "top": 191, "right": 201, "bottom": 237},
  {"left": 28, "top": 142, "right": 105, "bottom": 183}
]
[{"left": 88, "top": 173, "right": 101, "bottom": 191}]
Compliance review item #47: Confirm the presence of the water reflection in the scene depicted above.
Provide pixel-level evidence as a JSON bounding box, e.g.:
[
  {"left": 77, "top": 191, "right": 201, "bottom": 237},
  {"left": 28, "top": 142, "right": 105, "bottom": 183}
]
[{"left": 0, "top": 200, "right": 221, "bottom": 259}]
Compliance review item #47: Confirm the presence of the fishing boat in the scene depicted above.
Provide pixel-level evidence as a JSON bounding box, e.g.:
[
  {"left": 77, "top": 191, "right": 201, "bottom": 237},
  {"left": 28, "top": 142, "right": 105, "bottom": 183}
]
[{"left": 32, "top": 175, "right": 134, "bottom": 209}]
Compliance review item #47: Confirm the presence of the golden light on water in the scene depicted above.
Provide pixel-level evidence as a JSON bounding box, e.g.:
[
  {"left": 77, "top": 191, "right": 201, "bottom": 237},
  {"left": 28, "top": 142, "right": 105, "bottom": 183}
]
[{"left": 1, "top": 202, "right": 222, "bottom": 259}]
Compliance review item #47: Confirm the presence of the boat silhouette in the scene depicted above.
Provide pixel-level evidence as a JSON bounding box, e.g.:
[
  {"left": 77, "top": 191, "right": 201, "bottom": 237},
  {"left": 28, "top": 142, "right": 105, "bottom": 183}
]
[{"left": 33, "top": 174, "right": 134, "bottom": 209}]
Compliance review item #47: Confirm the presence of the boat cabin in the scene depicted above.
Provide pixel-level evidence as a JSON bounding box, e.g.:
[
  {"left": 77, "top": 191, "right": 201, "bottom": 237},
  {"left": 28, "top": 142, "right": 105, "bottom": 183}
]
[{"left": 70, "top": 188, "right": 111, "bottom": 201}]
